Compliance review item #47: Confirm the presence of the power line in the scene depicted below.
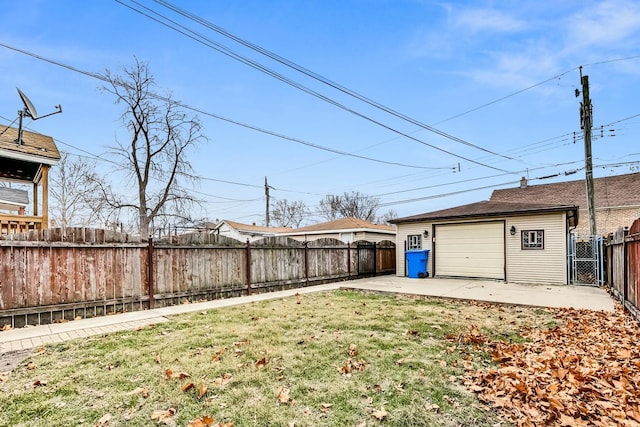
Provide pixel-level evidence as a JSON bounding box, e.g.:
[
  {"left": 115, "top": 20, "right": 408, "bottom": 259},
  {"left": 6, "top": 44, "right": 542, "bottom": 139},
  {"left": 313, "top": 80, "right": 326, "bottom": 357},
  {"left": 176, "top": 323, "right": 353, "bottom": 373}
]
[
  {"left": 115, "top": 0, "right": 514, "bottom": 173},
  {"left": 150, "top": 0, "right": 516, "bottom": 162},
  {"left": 0, "top": 41, "right": 439, "bottom": 171}
]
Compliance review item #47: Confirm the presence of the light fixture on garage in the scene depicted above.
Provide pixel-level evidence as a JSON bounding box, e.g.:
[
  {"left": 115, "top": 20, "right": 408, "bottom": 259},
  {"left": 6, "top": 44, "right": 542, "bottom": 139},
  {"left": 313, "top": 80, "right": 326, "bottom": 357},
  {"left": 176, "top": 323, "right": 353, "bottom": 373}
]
[
  {"left": 423, "top": 230, "right": 429, "bottom": 237},
  {"left": 510, "top": 225, "right": 516, "bottom": 236}
]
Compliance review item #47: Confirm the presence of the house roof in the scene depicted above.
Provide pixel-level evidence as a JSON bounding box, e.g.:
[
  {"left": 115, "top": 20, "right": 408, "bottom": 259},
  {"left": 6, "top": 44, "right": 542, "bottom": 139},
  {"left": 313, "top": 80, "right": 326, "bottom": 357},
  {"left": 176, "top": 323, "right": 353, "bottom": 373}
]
[
  {"left": 0, "top": 187, "right": 28, "bottom": 206},
  {"left": 217, "top": 220, "right": 292, "bottom": 234},
  {"left": 0, "top": 126, "right": 60, "bottom": 182},
  {"left": 391, "top": 200, "right": 578, "bottom": 224},
  {"left": 283, "top": 217, "right": 395, "bottom": 234},
  {"left": 0, "top": 126, "right": 60, "bottom": 163},
  {"left": 491, "top": 172, "right": 640, "bottom": 209}
]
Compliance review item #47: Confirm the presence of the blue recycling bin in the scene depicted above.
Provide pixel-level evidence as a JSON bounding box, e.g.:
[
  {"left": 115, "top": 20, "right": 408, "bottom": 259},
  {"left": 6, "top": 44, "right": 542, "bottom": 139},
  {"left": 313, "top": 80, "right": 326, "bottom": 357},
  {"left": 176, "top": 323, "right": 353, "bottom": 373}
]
[{"left": 406, "top": 249, "right": 430, "bottom": 278}]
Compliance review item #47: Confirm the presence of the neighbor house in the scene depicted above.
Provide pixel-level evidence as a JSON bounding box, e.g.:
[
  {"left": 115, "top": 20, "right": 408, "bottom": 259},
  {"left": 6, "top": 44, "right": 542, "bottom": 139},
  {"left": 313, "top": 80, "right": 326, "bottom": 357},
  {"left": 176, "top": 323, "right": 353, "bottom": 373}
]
[
  {"left": 212, "top": 220, "right": 292, "bottom": 243},
  {"left": 0, "top": 126, "right": 60, "bottom": 235},
  {"left": 491, "top": 173, "right": 640, "bottom": 236},
  {"left": 391, "top": 201, "right": 578, "bottom": 285},
  {"left": 277, "top": 217, "right": 396, "bottom": 243}
]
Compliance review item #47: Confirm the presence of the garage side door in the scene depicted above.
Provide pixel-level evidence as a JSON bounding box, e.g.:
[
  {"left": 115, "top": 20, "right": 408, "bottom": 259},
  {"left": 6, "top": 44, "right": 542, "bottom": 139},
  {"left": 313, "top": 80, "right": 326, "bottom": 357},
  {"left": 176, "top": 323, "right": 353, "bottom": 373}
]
[{"left": 435, "top": 222, "right": 505, "bottom": 280}]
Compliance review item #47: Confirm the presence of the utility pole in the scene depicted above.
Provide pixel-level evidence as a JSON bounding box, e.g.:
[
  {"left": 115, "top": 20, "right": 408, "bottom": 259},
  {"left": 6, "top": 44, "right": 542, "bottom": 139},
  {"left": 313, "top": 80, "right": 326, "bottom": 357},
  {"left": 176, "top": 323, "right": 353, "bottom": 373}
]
[
  {"left": 265, "top": 176, "right": 270, "bottom": 227},
  {"left": 579, "top": 67, "right": 597, "bottom": 236}
]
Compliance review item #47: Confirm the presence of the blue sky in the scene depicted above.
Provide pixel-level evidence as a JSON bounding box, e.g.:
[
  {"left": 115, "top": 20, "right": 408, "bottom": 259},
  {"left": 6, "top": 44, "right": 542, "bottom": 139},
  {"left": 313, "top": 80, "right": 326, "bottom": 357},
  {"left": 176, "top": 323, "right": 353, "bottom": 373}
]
[{"left": 1, "top": 0, "right": 640, "bottom": 226}]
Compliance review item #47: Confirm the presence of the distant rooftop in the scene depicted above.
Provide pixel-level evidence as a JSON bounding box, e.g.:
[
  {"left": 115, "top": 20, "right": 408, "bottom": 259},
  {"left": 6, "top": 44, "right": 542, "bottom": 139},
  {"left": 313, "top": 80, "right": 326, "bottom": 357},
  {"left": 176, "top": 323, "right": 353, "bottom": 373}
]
[{"left": 491, "top": 172, "right": 640, "bottom": 209}]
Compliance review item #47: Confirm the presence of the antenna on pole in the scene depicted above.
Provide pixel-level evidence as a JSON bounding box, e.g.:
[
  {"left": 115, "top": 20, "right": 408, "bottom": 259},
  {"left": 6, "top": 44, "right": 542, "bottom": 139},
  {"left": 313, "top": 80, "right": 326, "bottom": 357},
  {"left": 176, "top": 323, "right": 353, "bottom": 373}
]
[{"left": 15, "top": 87, "right": 62, "bottom": 144}]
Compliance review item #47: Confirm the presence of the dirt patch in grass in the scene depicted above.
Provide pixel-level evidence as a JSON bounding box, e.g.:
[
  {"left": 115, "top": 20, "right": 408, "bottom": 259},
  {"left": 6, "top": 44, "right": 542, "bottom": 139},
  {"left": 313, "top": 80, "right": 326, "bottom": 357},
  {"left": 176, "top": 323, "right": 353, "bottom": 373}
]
[
  {"left": 1, "top": 349, "right": 33, "bottom": 372},
  {"left": 0, "top": 290, "right": 556, "bottom": 426}
]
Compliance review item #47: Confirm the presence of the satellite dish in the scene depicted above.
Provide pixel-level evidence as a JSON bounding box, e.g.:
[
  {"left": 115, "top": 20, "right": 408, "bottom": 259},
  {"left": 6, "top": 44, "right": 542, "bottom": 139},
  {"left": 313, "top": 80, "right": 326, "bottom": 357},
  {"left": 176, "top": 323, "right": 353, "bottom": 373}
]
[
  {"left": 13, "top": 88, "right": 62, "bottom": 145},
  {"left": 17, "top": 87, "right": 38, "bottom": 119}
]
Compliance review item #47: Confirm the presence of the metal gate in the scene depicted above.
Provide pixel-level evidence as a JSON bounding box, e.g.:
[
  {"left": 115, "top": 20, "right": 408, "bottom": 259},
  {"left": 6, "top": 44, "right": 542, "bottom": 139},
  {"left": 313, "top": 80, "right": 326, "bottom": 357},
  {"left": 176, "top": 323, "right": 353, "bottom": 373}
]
[{"left": 567, "top": 233, "right": 604, "bottom": 286}]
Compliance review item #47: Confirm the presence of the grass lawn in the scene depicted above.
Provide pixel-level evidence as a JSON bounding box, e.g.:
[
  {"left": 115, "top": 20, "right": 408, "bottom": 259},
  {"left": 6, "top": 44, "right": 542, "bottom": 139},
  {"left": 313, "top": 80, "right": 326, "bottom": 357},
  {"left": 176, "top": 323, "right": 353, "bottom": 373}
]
[{"left": 0, "top": 290, "right": 555, "bottom": 426}]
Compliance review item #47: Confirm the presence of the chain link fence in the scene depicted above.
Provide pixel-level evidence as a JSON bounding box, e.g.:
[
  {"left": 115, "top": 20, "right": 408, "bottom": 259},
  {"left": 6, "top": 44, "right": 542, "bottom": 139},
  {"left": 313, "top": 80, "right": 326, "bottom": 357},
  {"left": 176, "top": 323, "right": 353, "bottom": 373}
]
[{"left": 568, "top": 234, "right": 604, "bottom": 286}]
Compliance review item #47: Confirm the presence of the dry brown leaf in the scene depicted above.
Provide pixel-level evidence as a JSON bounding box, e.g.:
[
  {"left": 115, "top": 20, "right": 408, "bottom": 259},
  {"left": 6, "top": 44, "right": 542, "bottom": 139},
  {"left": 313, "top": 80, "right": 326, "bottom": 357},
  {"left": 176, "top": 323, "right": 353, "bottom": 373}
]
[
  {"left": 213, "top": 373, "right": 233, "bottom": 387},
  {"left": 151, "top": 407, "right": 176, "bottom": 421},
  {"left": 155, "top": 354, "right": 161, "bottom": 364},
  {"left": 425, "top": 402, "right": 440, "bottom": 412},
  {"left": 212, "top": 347, "right": 226, "bottom": 362},
  {"left": 26, "top": 362, "right": 37, "bottom": 370},
  {"left": 255, "top": 358, "right": 268, "bottom": 368},
  {"left": 165, "top": 368, "right": 190, "bottom": 380},
  {"left": 1, "top": 324, "right": 12, "bottom": 331},
  {"left": 94, "top": 413, "right": 112, "bottom": 427},
  {"left": 348, "top": 343, "right": 358, "bottom": 357},
  {"left": 460, "top": 306, "right": 640, "bottom": 426},
  {"left": 198, "top": 383, "right": 208, "bottom": 399},
  {"left": 128, "top": 387, "right": 149, "bottom": 398},
  {"left": 182, "top": 382, "right": 195, "bottom": 392},
  {"left": 277, "top": 386, "right": 291, "bottom": 404},
  {"left": 371, "top": 406, "right": 387, "bottom": 420},
  {"left": 320, "top": 403, "right": 332, "bottom": 412},
  {"left": 187, "top": 415, "right": 215, "bottom": 427}
]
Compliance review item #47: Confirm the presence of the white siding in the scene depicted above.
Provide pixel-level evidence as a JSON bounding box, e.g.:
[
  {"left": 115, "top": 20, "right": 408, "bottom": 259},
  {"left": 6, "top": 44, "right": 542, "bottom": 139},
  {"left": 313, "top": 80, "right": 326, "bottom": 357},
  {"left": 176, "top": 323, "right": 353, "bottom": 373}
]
[
  {"left": 396, "top": 212, "right": 569, "bottom": 284},
  {"left": 395, "top": 223, "right": 433, "bottom": 276},
  {"left": 505, "top": 213, "right": 567, "bottom": 285}
]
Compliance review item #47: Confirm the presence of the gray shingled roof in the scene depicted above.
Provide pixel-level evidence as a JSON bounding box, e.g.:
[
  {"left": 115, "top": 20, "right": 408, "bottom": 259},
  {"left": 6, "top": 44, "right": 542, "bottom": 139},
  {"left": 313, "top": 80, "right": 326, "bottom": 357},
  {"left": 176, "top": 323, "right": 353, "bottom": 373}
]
[
  {"left": 287, "top": 217, "right": 394, "bottom": 233},
  {"left": 391, "top": 200, "right": 577, "bottom": 224},
  {"left": 491, "top": 172, "right": 640, "bottom": 209},
  {"left": 0, "top": 187, "right": 28, "bottom": 206}
]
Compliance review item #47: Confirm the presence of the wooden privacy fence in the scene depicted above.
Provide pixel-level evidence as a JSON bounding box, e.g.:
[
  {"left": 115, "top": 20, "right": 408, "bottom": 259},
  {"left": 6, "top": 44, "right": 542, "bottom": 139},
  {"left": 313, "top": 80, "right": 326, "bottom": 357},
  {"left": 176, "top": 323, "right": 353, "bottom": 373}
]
[
  {"left": 605, "top": 218, "right": 640, "bottom": 320},
  {"left": 0, "top": 228, "right": 395, "bottom": 327}
]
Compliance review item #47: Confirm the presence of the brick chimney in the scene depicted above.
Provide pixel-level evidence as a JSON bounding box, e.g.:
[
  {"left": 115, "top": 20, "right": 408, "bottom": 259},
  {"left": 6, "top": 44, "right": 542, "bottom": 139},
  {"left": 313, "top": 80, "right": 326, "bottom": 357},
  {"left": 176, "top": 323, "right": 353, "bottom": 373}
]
[{"left": 519, "top": 176, "right": 528, "bottom": 188}]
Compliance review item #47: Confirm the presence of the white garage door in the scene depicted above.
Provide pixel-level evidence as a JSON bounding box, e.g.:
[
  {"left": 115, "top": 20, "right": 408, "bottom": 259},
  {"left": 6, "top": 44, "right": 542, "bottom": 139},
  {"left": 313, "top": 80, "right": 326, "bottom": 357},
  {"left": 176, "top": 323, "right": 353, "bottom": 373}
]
[{"left": 435, "top": 222, "right": 505, "bottom": 280}]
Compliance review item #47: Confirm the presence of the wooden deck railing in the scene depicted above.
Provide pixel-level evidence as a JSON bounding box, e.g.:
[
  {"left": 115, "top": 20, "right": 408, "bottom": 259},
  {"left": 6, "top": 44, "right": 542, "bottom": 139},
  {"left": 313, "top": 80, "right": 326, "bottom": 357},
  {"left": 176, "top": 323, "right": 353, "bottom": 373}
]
[{"left": 0, "top": 214, "right": 44, "bottom": 235}]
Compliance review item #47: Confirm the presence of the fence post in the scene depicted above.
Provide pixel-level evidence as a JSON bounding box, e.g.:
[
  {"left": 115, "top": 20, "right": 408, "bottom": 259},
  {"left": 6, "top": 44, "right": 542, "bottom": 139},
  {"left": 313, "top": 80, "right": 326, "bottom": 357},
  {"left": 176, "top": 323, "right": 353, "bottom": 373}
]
[
  {"left": 148, "top": 237, "right": 155, "bottom": 309},
  {"left": 347, "top": 242, "right": 351, "bottom": 276},
  {"left": 373, "top": 242, "right": 378, "bottom": 276},
  {"left": 624, "top": 227, "right": 629, "bottom": 307},
  {"left": 304, "top": 241, "right": 309, "bottom": 286},
  {"left": 245, "top": 239, "right": 252, "bottom": 296}
]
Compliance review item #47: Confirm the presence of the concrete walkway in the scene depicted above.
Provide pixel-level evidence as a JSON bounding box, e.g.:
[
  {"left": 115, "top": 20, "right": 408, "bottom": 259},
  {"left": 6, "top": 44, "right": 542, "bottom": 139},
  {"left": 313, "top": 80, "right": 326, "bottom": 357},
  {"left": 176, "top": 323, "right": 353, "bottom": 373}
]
[{"left": 0, "top": 276, "right": 615, "bottom": 356}]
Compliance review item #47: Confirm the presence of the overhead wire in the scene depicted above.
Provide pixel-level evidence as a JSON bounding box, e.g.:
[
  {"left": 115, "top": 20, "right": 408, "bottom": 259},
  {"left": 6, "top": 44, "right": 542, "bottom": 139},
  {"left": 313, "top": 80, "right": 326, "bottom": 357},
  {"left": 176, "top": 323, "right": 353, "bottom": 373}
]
[
  {"left": 4, "top": 31, "right": 640, "bottom": 220},
  {"left": 0, "top": 42, "right": 439, "bottom": 173},
  {"left": 150, "top": 0, "right": 517, "bottom": 162},
  {"left": 116, "top": 0, "right": 515, "bottom": 173}
]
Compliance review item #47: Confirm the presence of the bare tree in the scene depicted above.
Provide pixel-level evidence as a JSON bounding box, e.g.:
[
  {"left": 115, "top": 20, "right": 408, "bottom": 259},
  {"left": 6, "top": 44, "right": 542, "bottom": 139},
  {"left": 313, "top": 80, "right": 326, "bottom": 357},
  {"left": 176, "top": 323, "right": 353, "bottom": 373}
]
[
  {"left": 378, "top": 209, "right": 398, "bottom": 225},
  {"left": 318, "top": 191, "right": 380, "bottom": 222},
  {"left": 101, "top": 58, "right": 205, "bottom": 235},
  {"left": 271, "top": 199, "right": 308, "bottom": 227},
  {"left": 318, "top": 194, "right": 342, "bottom": 221},
  {"left": 49, "top": 154, "right": 110, "bottom": 228}
]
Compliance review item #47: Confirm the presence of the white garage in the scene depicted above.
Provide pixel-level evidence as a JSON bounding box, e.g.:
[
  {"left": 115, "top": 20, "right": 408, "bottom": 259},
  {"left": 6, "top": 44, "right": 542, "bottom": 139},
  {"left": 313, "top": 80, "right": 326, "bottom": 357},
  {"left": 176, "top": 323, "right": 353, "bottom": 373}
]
[
  {"left": 391, "top": 200, "right": 579, "bottom": 285},
  {"left": 434, "top": 221, "right": 504, "bottom": 280}
]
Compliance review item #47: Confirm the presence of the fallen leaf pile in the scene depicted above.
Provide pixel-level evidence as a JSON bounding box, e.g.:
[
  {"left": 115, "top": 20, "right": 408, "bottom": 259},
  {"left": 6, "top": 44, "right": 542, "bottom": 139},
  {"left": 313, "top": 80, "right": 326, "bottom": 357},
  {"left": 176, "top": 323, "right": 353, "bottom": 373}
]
[
  {"left": 459, "top": 305, "right": 640, "bottom": 426},
  {"left": 339, "top": 357, "right": 369, "bottom": 376}
]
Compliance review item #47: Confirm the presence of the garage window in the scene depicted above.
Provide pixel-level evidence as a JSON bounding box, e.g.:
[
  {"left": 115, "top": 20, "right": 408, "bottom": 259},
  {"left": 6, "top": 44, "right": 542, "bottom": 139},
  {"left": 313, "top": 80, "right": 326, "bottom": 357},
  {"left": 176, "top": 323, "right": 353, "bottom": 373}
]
[
  {"left": 521, "top": 230, "right": 544, "bottom": 249},
  {"left": 407, "top": 234, "right": 422, "bottom": 250}
]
